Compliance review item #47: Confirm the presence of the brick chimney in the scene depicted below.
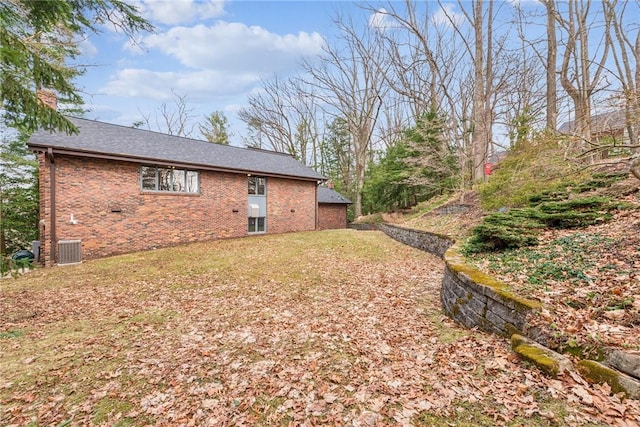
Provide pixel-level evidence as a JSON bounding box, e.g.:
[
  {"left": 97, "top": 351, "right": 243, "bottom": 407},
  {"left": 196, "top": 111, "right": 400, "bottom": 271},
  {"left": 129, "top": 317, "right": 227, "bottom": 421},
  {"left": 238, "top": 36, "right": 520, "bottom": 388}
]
[
  {"left": 327, "top": 180, "right": 334, "bottom": 189},
  {"left": 37, "top": 90, "right": 57, "bottom": 110}
]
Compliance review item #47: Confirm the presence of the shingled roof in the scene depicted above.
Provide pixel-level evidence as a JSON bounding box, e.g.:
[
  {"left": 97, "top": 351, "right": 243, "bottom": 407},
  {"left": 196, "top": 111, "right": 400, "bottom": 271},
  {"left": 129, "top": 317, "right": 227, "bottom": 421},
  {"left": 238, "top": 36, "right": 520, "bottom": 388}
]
[
  {"left": 28, "top": 117, "right": 325, "bottom": 181},
  {"left": 558, "top": 110, "right": 626, "bottom": 135},
  {"left": 317, "top": 187, "right": 351, "bottom": 204}
]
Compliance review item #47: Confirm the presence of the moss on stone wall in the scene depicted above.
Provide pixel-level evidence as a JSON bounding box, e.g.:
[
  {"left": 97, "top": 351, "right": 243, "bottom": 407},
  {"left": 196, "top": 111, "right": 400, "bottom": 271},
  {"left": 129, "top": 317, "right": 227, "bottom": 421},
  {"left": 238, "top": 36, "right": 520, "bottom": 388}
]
[
  {"left": 445, "top": 246, "right": 542, "bottom": 312},
  {"left": 577, "top": 360, "right": 640, "bottom": 399},
  {"left": 515, "top": 344, "right": 562, "bottom": 377},
  {"left": 511, "top": 334, "right": 572, "bottom": 378}
]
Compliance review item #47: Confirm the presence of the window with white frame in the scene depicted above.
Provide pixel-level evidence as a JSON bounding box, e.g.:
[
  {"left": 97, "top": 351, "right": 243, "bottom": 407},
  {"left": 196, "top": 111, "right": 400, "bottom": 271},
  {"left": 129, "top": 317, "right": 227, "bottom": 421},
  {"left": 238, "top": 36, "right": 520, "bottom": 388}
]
[
  {"left": 247, "top": 176, "right": 266, "bottom": 233},
  {"left": 141, "top": 166, "right": 199, "bottom": 193},
  {"left": 248, "top": 217, "right": 265, "bottom": 233},
  {"left": 248, "top": 176, "right": 266, "bottom": 195}
]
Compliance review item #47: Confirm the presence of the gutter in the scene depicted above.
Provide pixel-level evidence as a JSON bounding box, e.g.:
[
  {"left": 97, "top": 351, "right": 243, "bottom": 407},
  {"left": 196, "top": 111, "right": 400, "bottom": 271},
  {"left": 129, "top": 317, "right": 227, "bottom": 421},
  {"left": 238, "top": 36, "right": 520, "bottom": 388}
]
[{"left": 27, "top": 145, "right": 326, "bottom": 183}]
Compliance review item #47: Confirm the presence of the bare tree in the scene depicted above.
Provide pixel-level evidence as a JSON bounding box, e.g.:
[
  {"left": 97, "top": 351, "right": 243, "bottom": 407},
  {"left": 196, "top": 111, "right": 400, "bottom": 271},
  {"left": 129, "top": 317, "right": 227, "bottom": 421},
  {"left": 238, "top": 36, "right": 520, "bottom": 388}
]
[
  {"left": 368, "top": 1, "right": 445, "bottom": 117},
  {"left": 238, "top": 76, "right": 320, "bottom": 165},
  {"left": 539, "top": 0, "right": 560, "bottom": 131},
  {"left": 289, "top": 78, "right": 323, "bottom": 168},
  {"left": 361, "top": 2, "right": 480, "bottom": 195},
  {"left": 136, "top": 90, "right": 197, "bottom": 137},
  {"left": 434, "top": 0, "right": 505, "bottom": 182},
  {"left": 301, "top": 15, "right": 388, "bottom": 217},
  {"left": 376, "top": 97, "right": 410, "bottom": 151},
  {"left": 494, "top": 4, "right": 548, "bottom": 147},
  {"left": 603, "top": 0, "right": 640, "bottom": 150},
  {"left": 556, "top": 0, "right": 611, "bottom": 153},
  {"left": 509, "top": 1, "right": 560, "bottom": 133},
  {"left": 238, "top": 76, "right": 294, "bottom": 155}
]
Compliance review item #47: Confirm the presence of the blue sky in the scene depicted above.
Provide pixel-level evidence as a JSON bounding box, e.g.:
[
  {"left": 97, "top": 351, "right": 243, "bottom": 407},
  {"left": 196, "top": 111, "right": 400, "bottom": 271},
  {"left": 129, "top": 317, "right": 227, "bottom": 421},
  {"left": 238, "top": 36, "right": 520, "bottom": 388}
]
[
  {"left": 75, "top": 0, "right": 629, "bottom": 144},
  {"left": 73, "top": 1, "right": 541, "bottom": 142},
  {"left": 75, "top": 0, "right": 374, "bottom": 141}
]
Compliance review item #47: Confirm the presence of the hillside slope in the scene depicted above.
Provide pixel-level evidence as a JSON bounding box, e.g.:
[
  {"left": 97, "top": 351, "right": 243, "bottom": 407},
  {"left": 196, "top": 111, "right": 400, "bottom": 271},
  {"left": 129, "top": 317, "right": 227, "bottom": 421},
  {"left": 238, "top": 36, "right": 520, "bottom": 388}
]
[{"left": 389, "top": 176, "right": 640, "bottom": 352}]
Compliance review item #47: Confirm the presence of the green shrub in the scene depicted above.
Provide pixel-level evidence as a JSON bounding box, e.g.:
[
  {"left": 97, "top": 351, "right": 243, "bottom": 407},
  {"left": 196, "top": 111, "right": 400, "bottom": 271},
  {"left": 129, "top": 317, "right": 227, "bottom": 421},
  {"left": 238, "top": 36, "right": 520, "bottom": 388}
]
[
  {"left": 482, "top": 208, "right": 546, "bottom": 229},
  {"left": 468, "top": 129, "right": 630, "bottom": 255},
  {"left": 464, "top": 209, "right": 543, "bottom": 253},
  {"left": 536, "top": 197, "right": 615, "bottom": 228},
  {"left": 465, "top": 222, "right": 539, "bottom": 253},
  {"left": 573, "top": 172, "right": 628, "bottom": 193},
  {"left": 463, "top": 197, "right": 619, "bottom": 254},
  {"left": 1, "top": 255, "right": 33, "bottom": 278},
  {"left": 528, "top": 188, "right": 573, "bottom": 205}
]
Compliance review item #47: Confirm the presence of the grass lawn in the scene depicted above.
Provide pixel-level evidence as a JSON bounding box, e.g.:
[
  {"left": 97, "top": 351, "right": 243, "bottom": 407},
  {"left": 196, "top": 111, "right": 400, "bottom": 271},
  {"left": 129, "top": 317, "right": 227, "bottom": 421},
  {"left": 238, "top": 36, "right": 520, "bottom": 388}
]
[{"left": 1, "top": 230, "right": 637, "bottom": 426}]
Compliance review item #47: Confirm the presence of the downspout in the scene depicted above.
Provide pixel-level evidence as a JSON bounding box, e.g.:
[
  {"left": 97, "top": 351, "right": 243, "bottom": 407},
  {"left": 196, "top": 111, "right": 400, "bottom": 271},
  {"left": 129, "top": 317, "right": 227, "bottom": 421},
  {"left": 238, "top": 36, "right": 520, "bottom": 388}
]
[
  {"left": 315, "top": 181, "right": 320, "bottom": 230},
  {"left": 47, "top": 148, "right": 56, "bottom": 265}
]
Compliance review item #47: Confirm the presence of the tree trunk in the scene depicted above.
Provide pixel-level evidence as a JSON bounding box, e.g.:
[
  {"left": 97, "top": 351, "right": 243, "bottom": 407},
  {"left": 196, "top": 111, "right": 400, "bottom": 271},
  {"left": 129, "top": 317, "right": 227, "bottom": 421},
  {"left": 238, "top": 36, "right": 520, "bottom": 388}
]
[
  {"left": 301, "top": 15, "right": 386, "bottom": 218},
  {"left": 471, "top": 0, "right": 490, "bottom": 182},
  {"left": 545, "top": 0, "right": 558, "bottom": 131},
  {"left": 630, "top": 156, "right": 640, "bottom": 180},
  {"left": 630, "top": 29, "right": 640, "bottom": 151},
  {"left": 627, "top": 30, "right": 640, "bottom": 152},
  {"left": 557, "top": 0, "right": 610, "bottom": 158}
]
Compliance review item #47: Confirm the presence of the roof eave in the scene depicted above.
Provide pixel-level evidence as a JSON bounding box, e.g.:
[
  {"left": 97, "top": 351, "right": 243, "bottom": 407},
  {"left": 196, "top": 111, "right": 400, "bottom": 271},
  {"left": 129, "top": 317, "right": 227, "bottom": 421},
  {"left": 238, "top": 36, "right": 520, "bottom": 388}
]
[{"left": 28, "top": 144, "right": 326, "bottom": 182}]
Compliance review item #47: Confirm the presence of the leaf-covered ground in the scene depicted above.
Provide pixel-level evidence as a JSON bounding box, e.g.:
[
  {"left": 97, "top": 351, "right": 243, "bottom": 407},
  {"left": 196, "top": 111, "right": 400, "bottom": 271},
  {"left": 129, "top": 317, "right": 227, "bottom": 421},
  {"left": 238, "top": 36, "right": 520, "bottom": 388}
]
[{"left": 1, "top": 230, "right": 639, "bottom": 426}]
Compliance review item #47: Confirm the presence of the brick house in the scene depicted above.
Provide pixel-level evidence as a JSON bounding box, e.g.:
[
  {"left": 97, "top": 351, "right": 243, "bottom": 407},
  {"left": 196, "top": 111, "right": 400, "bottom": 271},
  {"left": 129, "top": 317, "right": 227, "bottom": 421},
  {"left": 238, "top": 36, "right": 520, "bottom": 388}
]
[
  {"left": 28, "top": 117, "right": 327, "bottom": 266},
  {"left": 317, "top": 186, "right": 351, "bottom": 230}
]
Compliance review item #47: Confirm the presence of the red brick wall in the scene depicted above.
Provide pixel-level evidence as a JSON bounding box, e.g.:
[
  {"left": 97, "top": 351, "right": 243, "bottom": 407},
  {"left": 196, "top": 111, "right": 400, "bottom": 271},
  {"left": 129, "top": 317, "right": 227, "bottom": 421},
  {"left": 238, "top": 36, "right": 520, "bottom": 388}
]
[
  {"left": 318, "top": 204, "right": 348, "bottom": 230},
  {"left": 38, "top": 155, "right": 318, "bottom": 264},
  {"left": 266, "top": 178, "right": 317, "bottom": 234}
]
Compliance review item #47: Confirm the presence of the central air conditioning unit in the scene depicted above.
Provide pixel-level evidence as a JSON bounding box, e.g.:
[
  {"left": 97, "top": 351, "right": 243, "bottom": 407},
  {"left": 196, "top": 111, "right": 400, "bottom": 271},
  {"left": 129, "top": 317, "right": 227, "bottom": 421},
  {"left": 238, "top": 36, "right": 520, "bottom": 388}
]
[{"left": 58, "top": 240, "right": 82, "bottom": 265}]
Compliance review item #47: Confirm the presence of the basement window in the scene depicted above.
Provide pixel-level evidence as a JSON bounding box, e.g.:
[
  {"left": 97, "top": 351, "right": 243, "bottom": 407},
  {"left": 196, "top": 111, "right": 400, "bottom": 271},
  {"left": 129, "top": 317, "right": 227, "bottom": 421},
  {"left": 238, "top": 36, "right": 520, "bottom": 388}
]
[
  {"left": 248, "top": 217, "right": 265, "bottom": 233},
  {"left": 141, "top": 166, "right": 199, "bottom": 193}
]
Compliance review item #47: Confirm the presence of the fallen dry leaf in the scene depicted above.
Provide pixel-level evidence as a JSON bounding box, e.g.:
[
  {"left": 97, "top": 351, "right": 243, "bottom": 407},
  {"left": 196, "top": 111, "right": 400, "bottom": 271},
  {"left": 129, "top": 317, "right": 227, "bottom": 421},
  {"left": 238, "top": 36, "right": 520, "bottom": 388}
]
[{"left": 1, "top": 231, "right": 639, "bottom": 426}]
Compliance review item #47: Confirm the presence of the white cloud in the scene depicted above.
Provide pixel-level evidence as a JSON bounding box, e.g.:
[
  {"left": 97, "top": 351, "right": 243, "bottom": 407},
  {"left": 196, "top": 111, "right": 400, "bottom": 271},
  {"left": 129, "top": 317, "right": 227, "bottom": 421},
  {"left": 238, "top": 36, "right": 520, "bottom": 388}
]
[
  {"left": 94, "top": 0, "right": 223, "bottom": 34},
  {"left": 95, "top": 12, "right": 326, "bottom": 137},
  {"left": 224, "top": 103, "right": 246, "bottom": 115},
  {"left": 432, "top": 3, "right": 465, "bottom": 27},
  {"left": 77, "top": 36, "right": 99, "bottom": 56},
  {"left": 102, "top": 68, "right": 261, "bottom": 101},
  {"left": 369, "top": 8, "right": 394, "bottom": 30},
  {"left": 507, "top": 0, "right": 542, "bottom": 5},
  {"left": 141, "top": 22, "right": 325, "bottom": 72},
  {"left": 106, "top": 21, "right": 324, "bottom": 103},
  {"left": 132, "top": 0, "right": 227, "bottom": 25}
]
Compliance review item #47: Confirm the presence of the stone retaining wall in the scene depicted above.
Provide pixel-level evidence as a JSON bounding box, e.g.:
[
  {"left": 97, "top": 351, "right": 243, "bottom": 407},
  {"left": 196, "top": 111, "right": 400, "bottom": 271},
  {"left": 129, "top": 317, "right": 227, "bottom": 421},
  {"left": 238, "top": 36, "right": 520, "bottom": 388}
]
[
  {"left": 347, "top": 223, "right": 378, "bottom": 231},
  {"left": 434, "top": 204, "right": 471, "bottom": 215},
  {"left": 377, "top": 223, "right": 540, "bottom": 336},
  {"left": 442, "top": 247, "right": 542, "bottom": 337},
  {"left": 377, "top": 221, "right": 640, "bottom": 397},
  {"left": 376, "top": 223, "right": 453, "bottom": 258}
]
